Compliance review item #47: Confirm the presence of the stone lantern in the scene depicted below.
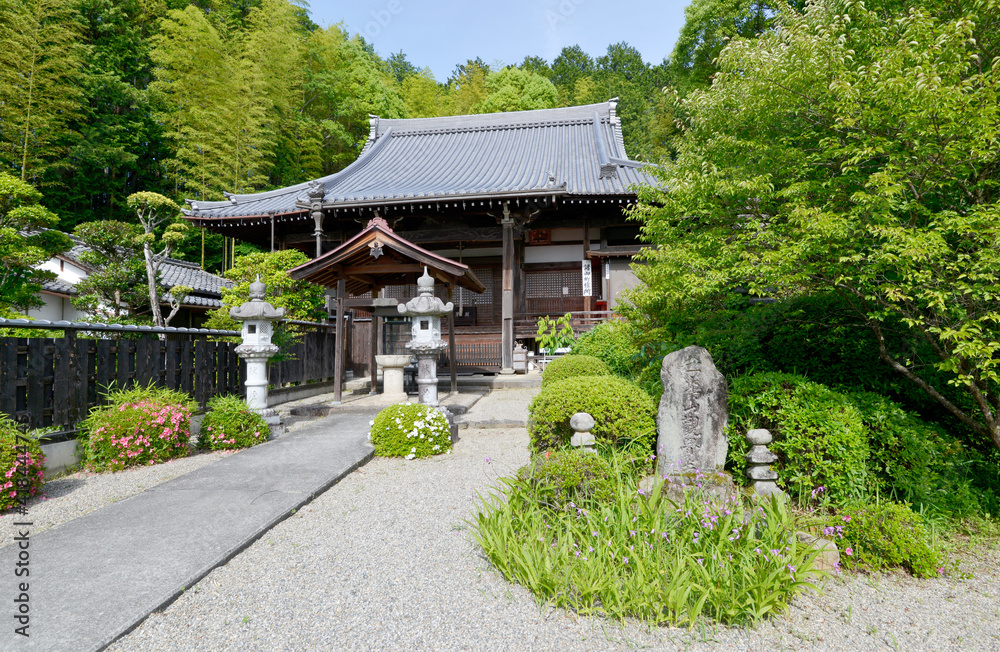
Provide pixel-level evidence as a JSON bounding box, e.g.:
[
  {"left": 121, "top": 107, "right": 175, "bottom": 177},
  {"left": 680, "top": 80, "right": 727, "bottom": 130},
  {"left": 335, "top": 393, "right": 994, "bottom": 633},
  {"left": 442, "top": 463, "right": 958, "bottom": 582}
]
[
  {"left": 398, "top": 268, "right": 452, "bottom": 407},
  {"left": 230, "top": 278, "right": 285, "bottom": 425}
]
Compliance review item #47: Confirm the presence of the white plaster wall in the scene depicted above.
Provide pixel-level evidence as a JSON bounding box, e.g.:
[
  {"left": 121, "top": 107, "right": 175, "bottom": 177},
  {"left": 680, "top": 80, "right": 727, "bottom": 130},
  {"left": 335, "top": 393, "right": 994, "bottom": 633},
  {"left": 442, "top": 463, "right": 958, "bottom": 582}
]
[
  {"left": 28, "top": 295, "right": 87, "bottom": 322},
  {"left": 524, "top": 244, "right": 583, "bottom": 263},
  {"left": 609, "top": 258, "right": 643, "bottom": 307}
]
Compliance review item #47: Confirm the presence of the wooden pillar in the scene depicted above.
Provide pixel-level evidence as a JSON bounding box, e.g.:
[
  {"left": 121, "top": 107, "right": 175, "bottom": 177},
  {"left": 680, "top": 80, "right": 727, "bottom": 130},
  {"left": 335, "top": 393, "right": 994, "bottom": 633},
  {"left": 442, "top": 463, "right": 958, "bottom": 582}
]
[
  {"left": 500, "top": 204, "right": 515, "bottom": 374},
  {"left": 369, "top": 286, "right": 379, "bottom": 395},
  {"left": 448, "top": 284, "right": 457, "bottom": 395},
  {"left": 333, "top": 278, "right": 345, "bottom": 403},
  {"left": 269, "top": 213, "right": 276, "bottom": 253},
  {"left": 583, "top": 220, "right": 592, "bottom": 313}
]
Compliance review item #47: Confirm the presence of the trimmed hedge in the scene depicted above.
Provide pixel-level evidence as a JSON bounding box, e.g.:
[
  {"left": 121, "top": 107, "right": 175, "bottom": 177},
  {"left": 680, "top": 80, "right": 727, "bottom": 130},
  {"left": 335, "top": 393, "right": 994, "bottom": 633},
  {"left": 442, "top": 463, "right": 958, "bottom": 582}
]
[
  {"left": 728, "top": 373, "right": 869, "bottom": 503},
  {"left": 541, "top": 354, "right": 613, "bottom": 388},
  {"left": 528, "top": 375, "right": 656, "bottom": 452},
  {"left": 0, "top": 415, "right": 45, "bottom": 512},
  {"left": 369, "top": 403, "right": 452, "bottom": 459},
  {"left": 199, "top": 395, "right": 270, "bottom": 451}
]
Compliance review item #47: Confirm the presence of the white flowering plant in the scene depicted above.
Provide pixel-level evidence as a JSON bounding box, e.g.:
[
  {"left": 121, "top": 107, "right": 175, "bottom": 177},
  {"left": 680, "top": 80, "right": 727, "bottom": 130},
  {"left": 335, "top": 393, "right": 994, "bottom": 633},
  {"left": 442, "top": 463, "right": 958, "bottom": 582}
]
[{"left": 369, "top": 403, "right": 452, "bottom": 459}]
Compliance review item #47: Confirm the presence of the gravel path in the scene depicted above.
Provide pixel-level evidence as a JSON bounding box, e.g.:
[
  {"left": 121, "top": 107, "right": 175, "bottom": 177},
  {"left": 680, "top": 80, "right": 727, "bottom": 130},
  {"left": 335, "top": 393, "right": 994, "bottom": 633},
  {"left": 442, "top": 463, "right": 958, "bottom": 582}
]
[{"left": 105, "top": 426, "right": 1000, "bottom": 652}]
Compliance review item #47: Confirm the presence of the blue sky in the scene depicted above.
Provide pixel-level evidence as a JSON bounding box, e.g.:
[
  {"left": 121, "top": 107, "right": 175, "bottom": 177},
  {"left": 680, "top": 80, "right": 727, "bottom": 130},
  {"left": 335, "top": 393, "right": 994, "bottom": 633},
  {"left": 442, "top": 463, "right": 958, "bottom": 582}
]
[{"left": 306, "top": 0, "right": 689, "bottom": 81}]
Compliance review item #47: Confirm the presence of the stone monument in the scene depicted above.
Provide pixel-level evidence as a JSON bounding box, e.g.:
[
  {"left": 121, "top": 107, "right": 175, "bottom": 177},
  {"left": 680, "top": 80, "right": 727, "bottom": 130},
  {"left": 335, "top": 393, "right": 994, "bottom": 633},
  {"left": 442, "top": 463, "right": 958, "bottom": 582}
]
[
  {"left": 654, "top": 345, "right": 734, "bottom": 501},
  {"left": 230, "top": 278, "right": 285, "bottom": 429}
]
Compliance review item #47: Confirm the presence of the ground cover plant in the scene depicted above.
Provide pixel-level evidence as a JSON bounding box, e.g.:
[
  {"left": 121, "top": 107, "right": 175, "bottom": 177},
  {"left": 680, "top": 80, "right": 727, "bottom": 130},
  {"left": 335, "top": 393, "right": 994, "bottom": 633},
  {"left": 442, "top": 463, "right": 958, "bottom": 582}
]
[
  {"left": 472, "top": 445, "right": 820, "bottom": 626},
  {"left": 540, "top": 354, "right": 612, "bottom": 387},
  {"left": 369, "top": 403, "right": 452, "bottom": 459},
  {"left": 0, "top": 414, "right": 45, "bottom": 511},
  {"left": 835, "top": 500, "right": 944, "bottom": 579},
  {"left": 199, "top": 395, "right": 270, "bottom": 451},
  {"left": 80, "top": 385, "right": 195, "bottom": 471},
  {"left": 528, "top": 375, "right": 656, "bottom": 452}
]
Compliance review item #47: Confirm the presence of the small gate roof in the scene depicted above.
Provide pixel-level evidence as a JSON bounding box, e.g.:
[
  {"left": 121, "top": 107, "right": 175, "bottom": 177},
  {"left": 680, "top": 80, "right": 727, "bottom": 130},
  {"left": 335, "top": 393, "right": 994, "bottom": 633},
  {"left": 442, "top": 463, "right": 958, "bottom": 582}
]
[{"left": 287, "top": 217, "right": 486, "bottom": 296}]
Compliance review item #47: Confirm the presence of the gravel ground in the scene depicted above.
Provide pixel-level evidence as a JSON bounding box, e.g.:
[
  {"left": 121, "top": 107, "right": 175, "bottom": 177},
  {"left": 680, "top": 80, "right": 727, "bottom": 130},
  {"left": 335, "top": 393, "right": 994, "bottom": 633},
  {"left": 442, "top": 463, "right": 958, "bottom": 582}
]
[
  {"left": 0, "top": 449, "right": 230, "bottom": 547},
  {"left": 105, "top": 425, "right": 1000, "bottom": 652}
]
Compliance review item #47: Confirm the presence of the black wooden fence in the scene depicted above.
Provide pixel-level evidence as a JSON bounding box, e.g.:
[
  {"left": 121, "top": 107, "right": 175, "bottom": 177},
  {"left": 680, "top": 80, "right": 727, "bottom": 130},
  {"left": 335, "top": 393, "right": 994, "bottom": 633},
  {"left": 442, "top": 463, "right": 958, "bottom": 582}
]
[{"left": 0, "top": 318, "right": 340, "bottom": 431}]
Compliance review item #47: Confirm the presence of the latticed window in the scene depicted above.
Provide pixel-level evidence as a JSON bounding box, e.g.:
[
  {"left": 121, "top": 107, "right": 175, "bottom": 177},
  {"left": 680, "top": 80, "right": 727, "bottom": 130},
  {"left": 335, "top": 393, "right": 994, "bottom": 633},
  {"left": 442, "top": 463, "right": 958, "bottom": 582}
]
[{"left": 526, "top": 269, "right": 582, "bottom": 298}]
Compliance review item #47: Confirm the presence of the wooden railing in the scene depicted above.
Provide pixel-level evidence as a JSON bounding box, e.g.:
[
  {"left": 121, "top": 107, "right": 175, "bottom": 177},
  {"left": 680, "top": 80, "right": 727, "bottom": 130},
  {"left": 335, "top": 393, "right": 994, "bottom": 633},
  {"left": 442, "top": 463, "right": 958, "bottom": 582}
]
[{"left": 514, "top": 310, "right": 616, "bottom": 339}]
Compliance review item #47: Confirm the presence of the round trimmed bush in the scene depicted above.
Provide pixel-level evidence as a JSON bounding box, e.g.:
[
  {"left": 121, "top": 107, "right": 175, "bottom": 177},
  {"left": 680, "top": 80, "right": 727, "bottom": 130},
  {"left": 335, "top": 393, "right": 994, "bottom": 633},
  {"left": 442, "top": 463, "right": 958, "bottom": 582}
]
[
  {"left": 0, "top": 415, "right": 45, "bottom": 511},
  {"left": 199, "top": 395, "right": 270, "bottom": 451},
  {"left": 370, "top": 403, "right": 452, "bottom": 459},
  {"left": 81, "top": 385, "right": 195, "bottom": 472},
  {"left": 541, "top": 354, "right": 613, "bottom": 388},
  {"left": 528, "top": 375, "right": 656, "bottom": 452},
  {"left": 517, "top": 450, "right": 614, "bottom": 509}
]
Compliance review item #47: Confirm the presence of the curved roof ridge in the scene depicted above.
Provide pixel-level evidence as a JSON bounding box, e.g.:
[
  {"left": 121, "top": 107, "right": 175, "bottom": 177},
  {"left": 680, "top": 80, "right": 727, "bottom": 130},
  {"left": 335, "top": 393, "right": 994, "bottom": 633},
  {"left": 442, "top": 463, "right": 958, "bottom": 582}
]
[{"left": 373, "top": 101, "right": 614, "bottom": 137}]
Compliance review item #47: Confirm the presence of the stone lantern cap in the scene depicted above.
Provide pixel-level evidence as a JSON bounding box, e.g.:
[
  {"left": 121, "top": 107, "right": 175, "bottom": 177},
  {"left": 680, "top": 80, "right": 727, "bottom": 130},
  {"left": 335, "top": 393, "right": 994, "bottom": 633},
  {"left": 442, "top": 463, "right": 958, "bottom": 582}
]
[
  {"left": 397, "top": 267, "right": 453, "bottom": 317},
  {"left": 229, "top": 277, "right": 286, "bottom": 321}
]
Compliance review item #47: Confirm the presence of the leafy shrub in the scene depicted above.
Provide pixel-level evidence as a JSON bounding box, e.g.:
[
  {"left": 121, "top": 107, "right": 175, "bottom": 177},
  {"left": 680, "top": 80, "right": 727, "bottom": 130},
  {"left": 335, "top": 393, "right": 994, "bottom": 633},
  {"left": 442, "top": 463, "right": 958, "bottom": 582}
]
[
  {"left": 571, "top": 320, "right": 641, "bottom": 377},
  {"left": 536, "top": 312, "right": 576, "bottom": 353},
  {"left": 637, "top": 362, "right": 664, "bottom": 403},
  {"left": 80, "top": 385, "right": 195, "bottom": 471},
  {"left": 838, "top": 501, "right": 943, "bottom": 578},
  {"left": 528, "top": 375, "right": 656, "bottom": 453},
  {"left": 369, "top": 403, "right": 452, "bottom": 459},
  {"left": 541, "top": 354, "right": 613, "bottom": 388},
  {"left": 0, "top": 415, "right": 45, "bottom": 511},
  {"left": 517, "top": 450, "right": 615, "bottom": 509},
  {"left": 727, "top": 373, "right": 869, "bottom": 503},
  {"left": 847, "top": 392, "right": 981, "bottom": 517},
  {"left": 472, "top": 458, "right": 819, "bottom": 626},
  {"left": 199, "top": 395, "right": 270, "bottom": 451}
]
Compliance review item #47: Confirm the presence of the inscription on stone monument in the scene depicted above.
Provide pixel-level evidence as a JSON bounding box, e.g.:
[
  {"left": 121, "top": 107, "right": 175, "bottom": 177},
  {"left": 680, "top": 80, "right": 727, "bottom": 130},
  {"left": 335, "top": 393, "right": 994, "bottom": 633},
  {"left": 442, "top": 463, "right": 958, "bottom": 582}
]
[{"left": 656, "top": 346, "right": 729, "bottom": 478}]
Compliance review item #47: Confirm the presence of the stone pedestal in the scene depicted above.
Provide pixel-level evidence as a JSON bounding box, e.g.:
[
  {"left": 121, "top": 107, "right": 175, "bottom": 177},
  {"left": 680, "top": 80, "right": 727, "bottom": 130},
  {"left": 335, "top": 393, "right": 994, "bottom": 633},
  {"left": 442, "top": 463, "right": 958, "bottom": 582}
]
[
  {"left": 375, "top": 354, "right": 412, "bottom": 401},
  {"left": 410, "top": 345, "right": 446, "bottom": 406}
]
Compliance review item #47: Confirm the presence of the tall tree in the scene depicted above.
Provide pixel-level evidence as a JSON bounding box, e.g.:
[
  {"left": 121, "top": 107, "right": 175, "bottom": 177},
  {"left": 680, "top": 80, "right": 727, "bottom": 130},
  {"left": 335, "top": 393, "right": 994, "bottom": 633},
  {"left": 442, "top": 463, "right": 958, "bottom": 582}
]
[
  {"left": 475, "top": 67, "right": 558, "bottom": 114},
  {"left": 127, "top": 192, "right": 190, "bottom": 329},
  {"left": 401, "top": 68, "right": 445, "bottom": 118},
  {"left": 0, "top": 173, "right": 71, "bottom": 313},
  {"left": 47, "top": 0, "right": 172, "bottom": 228},
  {"left": 0, "top": 0, "right": 85, "bottom": 184},
  {"left": 630, "top": 0, "right": 1000, "bottom": 453},
  {"left": 447, "top": 58, "right": 490, "bottom": 115}
]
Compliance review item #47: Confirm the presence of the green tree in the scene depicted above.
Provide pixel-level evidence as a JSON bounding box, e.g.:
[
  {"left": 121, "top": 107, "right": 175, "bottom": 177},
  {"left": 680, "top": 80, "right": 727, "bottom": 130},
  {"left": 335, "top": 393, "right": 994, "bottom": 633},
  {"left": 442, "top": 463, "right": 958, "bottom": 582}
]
[
  {"left": 386, "top": 50, "right": 417, "bottom": 83},
  {"left": 0, "top": 0, "right": 85, "bottom": 183},
  {"left": 47, "top": 0, "right": 172, "bottom": 228},
  {"left": 401, "top": 68, "right": 445, "bottom": 118},
  {"left": 628, "top": 0, "right": 1000, "bottom": 453},
  {"left": 71, "top": 220, "right": 150, "bottom": 322},
  {"left": 0, "top": 173, "right": 71, "bottom": 312},
  {"left": 126, "top": 192, "right": 190, "bottom": 328},
  {"left": 447, "top": 58, "right": 490, "bottom": 115},
  {"left": 475, "top": 67, "right": 558, "bottom": 114},
  {"left": 202, "top": 249, "right": 326, "bottom": 353},
  {"left": 551, "top": 45, "right": 595, "bottom": 105},
  {"left": 669, "top": 0, "right": 787, "bottom": 95}
]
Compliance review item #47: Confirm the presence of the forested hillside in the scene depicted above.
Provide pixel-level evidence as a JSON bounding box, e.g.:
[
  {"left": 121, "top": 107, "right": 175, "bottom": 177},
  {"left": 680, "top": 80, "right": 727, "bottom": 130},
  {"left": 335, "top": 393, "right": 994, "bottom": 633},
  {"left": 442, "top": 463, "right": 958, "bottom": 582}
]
[{"left": 0, "top": 0, "right": 683, "bottom": 271}]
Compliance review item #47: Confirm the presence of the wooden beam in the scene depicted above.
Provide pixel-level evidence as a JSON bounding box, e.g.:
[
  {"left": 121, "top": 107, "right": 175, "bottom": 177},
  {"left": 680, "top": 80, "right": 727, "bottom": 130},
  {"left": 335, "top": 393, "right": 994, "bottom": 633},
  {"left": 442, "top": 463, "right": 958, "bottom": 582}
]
[
  {"left": 333, "top": 278, "right": 345, "bottom": 403},
  {"left": 341, "top": 263, "right": 423, "bottom": 275},
  {"left": 395, "top": 226, "right": 503, "bottom": 244}
]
